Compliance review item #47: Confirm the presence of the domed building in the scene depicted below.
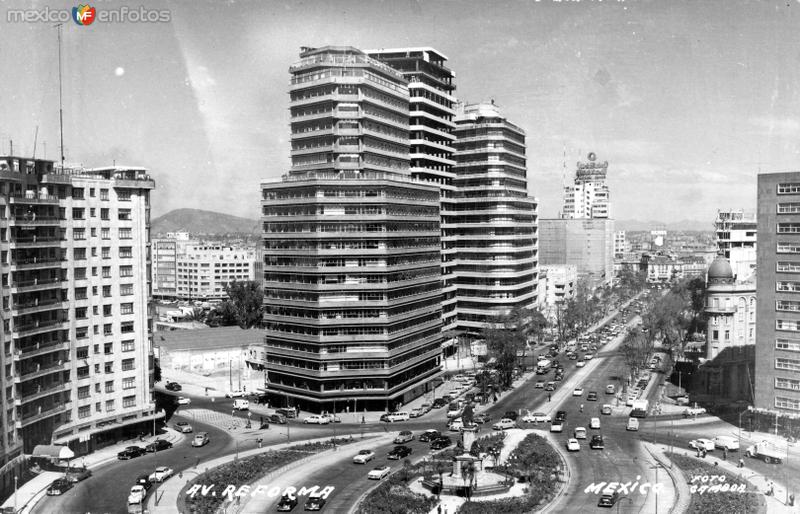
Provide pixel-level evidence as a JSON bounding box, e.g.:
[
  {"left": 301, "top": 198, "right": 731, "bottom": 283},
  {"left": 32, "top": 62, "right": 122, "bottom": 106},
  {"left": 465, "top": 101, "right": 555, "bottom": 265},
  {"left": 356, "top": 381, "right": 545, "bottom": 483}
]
[{"left": 699, "top": 254, "right": 756, "bottom": 400}]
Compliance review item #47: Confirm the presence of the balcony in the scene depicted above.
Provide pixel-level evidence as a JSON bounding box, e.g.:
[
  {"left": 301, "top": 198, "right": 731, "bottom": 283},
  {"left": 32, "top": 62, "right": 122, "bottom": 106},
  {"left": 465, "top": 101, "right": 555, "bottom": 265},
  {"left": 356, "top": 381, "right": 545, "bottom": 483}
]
[
  {"left": 706, "top": 305, "right": 737, "bottom": 314},
  {"left": 16, "top": 340, "right": 69, "bottom": 360},
  {"left": 9, "top": 236, "right": 64, "bottom": 249},
  {"left": 10, "top": 277, "right": 65, "bottom": 293},
  {"left": 8, "top": 194, "right": 59, "bottom": 205},
  {"left": 11, "top": 299, "right": 70, "bottom": 316},
  {"left": 19, "top": 360, "right": 68, "bottom": 382},
  {"left": 8, "top": 216, "right": 61, "bottom": 227},
  {"left": 113, "top": 177, "right": 155, "bottom": 190},
  {"left": 21, "top": 402, "right": 69, "bottom": 427},
  {"left": 9, "top": 257, "right": 67, "bottom": 270},
  {"left": 12, "top": 318, "right": 69, "bottom": 338},
  {"left": 18, "top": 381, "right": 70, "bottom": 404}
]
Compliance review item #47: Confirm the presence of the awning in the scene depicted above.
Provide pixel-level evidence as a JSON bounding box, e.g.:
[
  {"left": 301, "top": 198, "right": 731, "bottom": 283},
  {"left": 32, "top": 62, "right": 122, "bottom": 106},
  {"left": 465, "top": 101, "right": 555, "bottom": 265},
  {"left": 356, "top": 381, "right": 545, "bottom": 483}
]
[{"left": 31, "top": 444, "right": 74, "bottom": 460}]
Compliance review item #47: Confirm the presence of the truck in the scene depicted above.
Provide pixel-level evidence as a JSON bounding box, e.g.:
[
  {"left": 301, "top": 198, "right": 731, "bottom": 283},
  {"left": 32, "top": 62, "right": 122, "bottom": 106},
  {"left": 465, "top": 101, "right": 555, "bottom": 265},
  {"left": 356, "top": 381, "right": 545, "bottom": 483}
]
[
  {"left": 745, "top": 441, "right": 784, "bottom": 464},
  {"left": 536, "top": 360, "right": 552, "bottom": 374},
  {"left": 631, "top": 399, "right": 649, "bottom": 413}
]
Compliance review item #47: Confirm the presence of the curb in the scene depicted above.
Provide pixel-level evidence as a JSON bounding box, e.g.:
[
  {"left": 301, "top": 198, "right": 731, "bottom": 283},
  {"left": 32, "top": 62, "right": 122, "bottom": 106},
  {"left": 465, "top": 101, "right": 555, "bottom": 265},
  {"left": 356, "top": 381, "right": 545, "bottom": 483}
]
[
  {"left": 538, "top": 430, "right": 572, "bottom": 514},
  {"left": 643, "top": 443, "right": 691, "bottom": 514}
]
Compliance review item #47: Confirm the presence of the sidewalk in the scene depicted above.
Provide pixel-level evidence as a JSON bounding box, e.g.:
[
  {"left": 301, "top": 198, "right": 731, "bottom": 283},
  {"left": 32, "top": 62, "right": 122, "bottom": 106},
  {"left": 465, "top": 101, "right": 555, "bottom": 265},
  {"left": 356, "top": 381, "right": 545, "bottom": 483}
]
[{"left": 3, "top": 427, "right": 185, "bottom": 514}]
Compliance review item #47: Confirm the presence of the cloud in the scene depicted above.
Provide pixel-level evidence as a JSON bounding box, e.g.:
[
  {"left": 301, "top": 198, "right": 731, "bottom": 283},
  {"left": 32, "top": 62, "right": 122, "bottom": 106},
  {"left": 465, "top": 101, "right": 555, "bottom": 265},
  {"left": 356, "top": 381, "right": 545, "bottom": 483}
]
[{"left": 749, "top": 116, "right": 800, "bottom": 137}]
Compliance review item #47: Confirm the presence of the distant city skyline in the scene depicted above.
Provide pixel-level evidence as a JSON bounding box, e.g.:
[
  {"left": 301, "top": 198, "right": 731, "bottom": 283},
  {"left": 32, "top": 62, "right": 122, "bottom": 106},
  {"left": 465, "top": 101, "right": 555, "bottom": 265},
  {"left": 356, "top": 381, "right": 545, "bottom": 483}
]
[{"left": 1, "top": 0, "right": 799, "bottom": 221}]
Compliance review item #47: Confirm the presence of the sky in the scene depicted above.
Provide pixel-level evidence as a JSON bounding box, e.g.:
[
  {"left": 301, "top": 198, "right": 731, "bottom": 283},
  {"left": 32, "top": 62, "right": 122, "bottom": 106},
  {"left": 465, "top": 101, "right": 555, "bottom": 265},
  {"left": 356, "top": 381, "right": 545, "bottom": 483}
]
[{"left": 1, "top": 0, "right": 799, "bottom": 223}]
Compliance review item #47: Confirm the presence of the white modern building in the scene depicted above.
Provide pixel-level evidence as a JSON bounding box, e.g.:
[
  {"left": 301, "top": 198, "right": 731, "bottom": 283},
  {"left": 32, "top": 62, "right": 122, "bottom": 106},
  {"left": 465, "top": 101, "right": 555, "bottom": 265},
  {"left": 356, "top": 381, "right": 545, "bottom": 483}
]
[
  {"left": 561, "top": 152, "right": 611, "bottom": 220},
  {"left": 715, "top": 209, "right": 757, "bottom": 281}
]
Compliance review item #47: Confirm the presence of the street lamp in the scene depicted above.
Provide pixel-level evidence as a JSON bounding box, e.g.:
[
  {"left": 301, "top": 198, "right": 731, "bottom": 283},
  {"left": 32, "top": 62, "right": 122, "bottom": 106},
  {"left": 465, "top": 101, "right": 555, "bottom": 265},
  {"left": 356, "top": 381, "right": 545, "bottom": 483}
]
[{"left": 650, "top": 463, "right": 665, "bottom": 514}]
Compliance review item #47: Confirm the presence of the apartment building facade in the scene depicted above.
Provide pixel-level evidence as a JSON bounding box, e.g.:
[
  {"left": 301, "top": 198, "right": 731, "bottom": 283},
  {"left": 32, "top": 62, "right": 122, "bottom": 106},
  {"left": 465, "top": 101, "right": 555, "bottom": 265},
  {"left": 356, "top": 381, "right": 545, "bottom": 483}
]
[
  {"left": 450, "top": 102, "right": 537, "bottom": 336},
  {"left": 0, "top": 157, "right": 156, "bottom": 465},
  {"left": 756, "top": 173, "right": 800, "bottom": 414},
  {"left": 561, "top": 152, "right": 611, "bottom": 220},
  {"left": 715, "top": 209, "right": 757, "bottom": 281}
]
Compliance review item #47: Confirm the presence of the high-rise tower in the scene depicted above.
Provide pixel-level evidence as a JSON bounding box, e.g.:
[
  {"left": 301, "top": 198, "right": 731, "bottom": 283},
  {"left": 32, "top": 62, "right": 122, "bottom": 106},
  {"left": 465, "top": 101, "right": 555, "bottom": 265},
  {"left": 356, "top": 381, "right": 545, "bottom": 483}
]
[{"left": 561, "top": 153, "right": 610, "bottom": 219}]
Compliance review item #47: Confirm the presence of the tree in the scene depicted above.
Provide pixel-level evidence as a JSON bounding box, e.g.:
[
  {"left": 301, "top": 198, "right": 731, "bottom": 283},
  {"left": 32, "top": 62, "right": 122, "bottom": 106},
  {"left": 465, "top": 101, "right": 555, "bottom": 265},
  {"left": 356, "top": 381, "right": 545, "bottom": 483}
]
[
  {"left": 153, "top": 358, "right": 162, "bottom": 382},
  {"left": 223, "top": 280, "right": 265, "bottom": 329},
  {"left": 620, "top": 327, "right": 653, "bottom": 382},
  {"left": 461, "top": 461, "right": 475, "bottom": 502},
  {"left": 482, "top": 306, "right": 529, "bottom": 389},
  {"left": 527, "top": 309, "right": 549, "bottom": 346},
  {"left": 433, "top": 459, "right": 449, "bottom": 498},
  {"left": 206, "top": 301, "right": 238, "bottom": 327}
]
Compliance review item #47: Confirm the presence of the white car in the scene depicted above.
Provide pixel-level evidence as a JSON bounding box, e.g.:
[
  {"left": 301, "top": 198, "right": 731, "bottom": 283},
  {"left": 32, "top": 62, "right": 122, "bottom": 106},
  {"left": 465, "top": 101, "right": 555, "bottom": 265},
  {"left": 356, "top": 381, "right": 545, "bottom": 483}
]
[
  {"left": 584, "top": 354, "right": 594, "bottom": 360},
  {"left": 447, "top": 407, "right": 463, "bottom": 419},
  {"left": 448, "top": 418, "right": 465, "bottom": 432},
  {"left": 576, "top": 361, "right": 586, "bottom": 368},
  {"left": 550, "top": 422, "right": 564, "bottom": 433},
  {"left": 176, "top": 397, "right": 191, "bottom": 405},
  {"left": 393, "top": 431, "right": 414, "bottom": 444},
  {"left": 128, "top": 485, "right": 147, "bottom": 504},
  {"left": 148, "top": 466, "right": 174, "bottom": 483},
  {"left": 573, "top": 388, "right": 584, "bottom": 397},
  {"left": 535, "top": 381, "right": 545, "bottom": 389},
  {"left": 321, "top": 413, "right": 341, "bottom": 423},
  {"left": 225, "top": 390, "right": 245, "bottom": 398},
  {"left": 590, "top": 417, "right": 601, "bottom": 429},
  {"left": 174, "top": 421, "right": 193, "bottom": 433},
  {"left": 303, "top": 415, "right": 330, "bottom": 424},
  {"left": 689, "top": 439, "right": 715, "bottom": 451},
  {"left": 684, "top": 407, "right": 707, "bottom": 417},
  {"left": 521, "top": 412, "right": 551, "bottom": 423},
  {"left": 566, "top": 438, "right": 580, "bottom": 452},
  {"left": 410, "top": 407, "right": 425, "bottom": 418},
  {"left": 367, "top": 465, "right": 391, "bottom": 480},
  {"left": 713, "top": 436, "right": 739, "bottom": 451},
  {"left": 492, "top": 418, "right": 516, "bottom": 430},
  {"left": 353, "top": 450, "right": 375, "bottom": 464}
]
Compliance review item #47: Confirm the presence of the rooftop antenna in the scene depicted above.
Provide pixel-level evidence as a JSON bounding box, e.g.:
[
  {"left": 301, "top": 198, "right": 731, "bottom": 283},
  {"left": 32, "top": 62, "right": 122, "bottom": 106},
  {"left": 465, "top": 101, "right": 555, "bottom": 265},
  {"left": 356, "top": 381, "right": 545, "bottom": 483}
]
[
  {"left": 54, "top": 23, "right": 65, "bottom": 169},
  {"left": 32, "top": 126, "right": 38, "bottom": 158},
  {"left": 9, "top": 140, "right": 13, "bottom": 156}
]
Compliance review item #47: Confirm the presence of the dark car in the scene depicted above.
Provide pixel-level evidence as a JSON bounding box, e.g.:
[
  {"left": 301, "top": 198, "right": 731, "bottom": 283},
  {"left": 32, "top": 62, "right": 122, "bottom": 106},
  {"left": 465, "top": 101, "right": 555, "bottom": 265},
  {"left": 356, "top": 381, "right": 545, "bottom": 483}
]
[
  {"left": 145, "top": 439, "right": 173, "bottom": 453},
  {"left": 432, "top": 398, "right": 448, "bottom": 409},
  {"left": 473, "top": 413, "right": 491, "bottom": 425},
  {"left": 135, "top": 474, "right": 153, "bottom": 491},
  {"left": 553, "top": 374, "right": 563, "bottom": 382},
  {"left": 555, "top": 411, "right": 567, "bottom": 422},
  {"left": 117, "top": 446, "right": 146, "bottom": 460},
  {"left": 587, "top": 391, "right": 598, "bottom": 401},
  {"left": 503, "top": 411, "right": 518, "bottom": 421},
  {"left": 568, "top": 353, "right": 579, "bottom": 360},
  {"left": 269, "top": 413, "right": 288, "bottom": 424},
  {"left": 631, "top": 408, "right": 647, "bottom": 418},
  {"left": 46, "top": 478, "right": 73, "bottom": 496},
  {"left": 165, "top": 381, "right": 182, "bottom": 391},
  {"left": 430, "top": 437, "right": 452, "bottom": 450},
  {"left": 419, "top": 430, "right": 441, "bottom": 442},
  {"left": 276, "top": 408, "right": 297, "bottom": 419},
  {"left": 277, "top": 493, "right": 299, "bottom": 511},
  {"left": 598, "top": 490, "right": 619, "bottom": 507},
  {"left": 379, "top": 413, "right": 391, "bottom": 422},
  {"left": 590, "top": 435, "right": 605, "bottom": 449},
  {"left": 65, "top": 468, "right": 92, "bottom": 483},
  {"left": 304, "top": 492, "right": 326, "bottom": 511},
  {"left": 544, "top": 382, "right": 556, "bottom": 391},
  {"left": 388, "top": 445, "right": 413, "bottom": 460}
]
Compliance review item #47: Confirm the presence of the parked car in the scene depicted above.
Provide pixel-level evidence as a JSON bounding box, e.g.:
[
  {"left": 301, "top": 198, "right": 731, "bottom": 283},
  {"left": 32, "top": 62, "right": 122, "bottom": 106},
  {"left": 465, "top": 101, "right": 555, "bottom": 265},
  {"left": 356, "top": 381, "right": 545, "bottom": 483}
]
[
  {"left": 432, "top": 398, "right": 448, "bottom": 409},
  {"left": 605, "top": 385, "right": 616, "bottom": 395},
  {"left": 165, "top": 381, "right": 182, "bottom": 391},
  {"left": 117, "top": 446, "right": 146, "bottom": 460},
  {"left": 46, "top": 479, "right": 73, "bottom": 496},
  {"left": 276, "top": 493, "right": 298, "bottom": 511},
  {"left": 303, "top": 491, "right": 326, "bottom": 511},
  {"left": 145, "top": 439, "right": 173, "bottom": 453},
  {"left": 410, "top": 407, "right": 425, "bottom": 418},
  {"left": 303, "top": 415, "right": 330, "bottom": 425},
  {"left": 419, "top": 429, "right": 440, "bottom": 442},
  {"left": 176, "top": 397, "right": 191, "bottom": 405},
  {"left": 503, "top": 411, "right": 518, "bottom": 421},
  {"left": 368, "top": 465, "right": 392, "bottom": 480},
  {"left": 192, "top": 432, "right": 210, "bottom": 447},
  {"left": 353, "top": 450, "right": 375, "bottom": 464},
  {"left": 65, "top": 468, "right": 92, "bottom": 483},
  {"left": 420, "top": 403, "right": 432, "bottom": 413},
  {"left": 225, "top": 390, "right": 245, "bottom": 398},
  {"left": 566, "top": 438, "right": 580, "bottom": 451},
  {"left": 135, "top": 474, "right": 152, "bottom": 490},
  {"left": 713, "top": 436, "right": 740, "bottom": 451},
  {"left": 522, "top": 412, "right": 551, "bottom": 423},
  {"left": 430, "top": 436, "right": 452, "bottom": 450},
  {"left": 148, "top": 466, "right": 174, "bottom": 483},
  {"left": 393, "top": 431, "right": 414, "bottom": 444},
  {"left": 388, "top": 445, "right": 413, "bottom": 460},
  {"left": 268, "top": 413, "right": 287, "bottom": 424},
  {"left": 689, "top": 439, "right": 715, "bottom": 451},
  {"left": 128, "top": 485, "right": 147, "bottom": 504},
  {"left": 590, "top": 435, "right": 605, "bottom": 449},
  {"left": 276, "top": 408, "right": 297, "bottom": 419},
  {"left": 321, "top": 413, "right": 341, "bottom": 423},
  {"left": 174, "top": 421, "right": 193, "bottom": 433},
  {"left": 684, "top": 407, "right": 707, "bottom": 417},
  {"left": 493, "top": 418, "right": 516, "bottom": 430}
]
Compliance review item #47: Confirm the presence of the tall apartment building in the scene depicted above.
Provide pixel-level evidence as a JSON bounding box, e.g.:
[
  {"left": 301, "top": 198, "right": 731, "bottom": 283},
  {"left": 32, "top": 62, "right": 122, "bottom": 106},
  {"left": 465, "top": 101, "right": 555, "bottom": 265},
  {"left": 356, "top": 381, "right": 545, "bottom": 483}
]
[
  {"left": 561, "top": 152, "right": 610, "bottom": 219},
  {"left": 153, "top": 238, "right": 255, "bottom": 301},
  {"left": 756, "top": 173, "right": 800, "bottom": 414},
  {"left": 0, "top": 156, "right": 156, "bottom": 464},
  {"left": 539, "top": 218, "right": 615, "bottom": 288},
  {"left": 613, "top": 230, "right": 627, "bottom": 256},
  {"left": 256, "top": 46, "right": 444, "bottom": 412},
  {"left": 715, "top": 209, "right": 757, "bottom": 281},
  {"left": 366, "top": 48, "right": 459, "bottom": 343},
  {"left": 450, "top": 102, "right": 537, "bottom": 336}
]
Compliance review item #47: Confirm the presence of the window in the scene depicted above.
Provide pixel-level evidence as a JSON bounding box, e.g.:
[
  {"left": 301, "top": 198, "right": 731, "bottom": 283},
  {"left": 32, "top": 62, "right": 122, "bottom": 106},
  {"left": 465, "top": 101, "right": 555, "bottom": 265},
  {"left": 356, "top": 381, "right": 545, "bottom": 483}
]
[
  {"left": 75, "top": 307, "right": 87, "bottom": 319},
  {"left": 76, "top": 327, "right": 88, "bottom": 339},
  {"left": 76, "top": 347, "right": 89, "bottom": 359},
  {"left": 776, "top": 377, "right": 800, "bottom": 391},
  {"left": 119, "top": 247, "right": 132, "bottom": 258},
  {"left": 100, "top": 208, "right": 109, "bottom": 220},
  {"left": 92, "top": 286, "right": 98, "bottom": 296},
  {"left": 712, "top": 330, "right": 719, "bottom": 340},
  {"left": 775, "top": 396, "right": 800, "bottom": 411},
  {"left": 122, "top": 377, "right": 135, "bottom": 389},
  {"left": 91, "top": 247, "right": 97, "bottom": 257},
  {"left": 105, "top": 399, "right": 115, "bottom": 412},
  {"left": 121, "top": 303, "right": 134, "bottom": 315},
  {"left": 122, "top": 395, "right": 136, "bottom": 408},
  {"left": 118, "top": 209, "right": 132, "bottom": 221},
  {"left": 778, "top": 242, "right": 800, "bottom": 254},
  {"left": 724, "top": 330, "right": 730, "bottom": 340},
  {"left": 121, "top": 358, "right": 135, "bottom": 371},
  {"left": 95, "top": 402, "right": 101, "bottom": 412},
  {"left": 91, "top": 267, "right": 97, "bottom": 277},
  {"left": 777, "top": 300, "right": 800, "bottom": 312},
  {"left": 77, "top": 366, "right": 89, "bottom": 378},
  {"left": 119, "top": 228, "right": 132, "bottom": 239},
  {"left": 104, "top": 324, "right": 112, "bottom": 336},
  {"left": 104, "top": 362, "right": 113, "bottom": 373},
  {"left": 105, "top": 381, "right": 114, "bottom": 393},
  {"left": 776, "top": 358, "right": 800, "bottom": 371},
  {"left": 120, "top": 265, "right": 133, "bottom": 277},
  {"left": 73, "top": 228, "right": 85, "bottom": 240},
  {"left": 92, "top": 306, "right": 98, "bottom": 315},
  {"left": 102, "top": 266, "right": 111, "bottom": 278},
  {"left": 104, "top": 343, "right": 113, "bottom": 355},
  {"left": 93, "top": 324, "right": 99, "bottom": 334},
  {"left": 78, "top": 405, "right": 90, "bottom": 418},
  {"left": 78, "top": 386, "right": 90, "bottom": 399},
  {"left": 101, "top": 228, "right": 109, "bottom": 239},
  {"left": 118, "top": 190, "right": 132, "bottom": 201},
  {"left": 100, "top": 189, "right": 109, "bottom": 201},
  {"left": 777, "top": 281, "right": 800, "bottom": 292},
  {"left": 89, "top": 188, "right": 95, "bottom": 198},
  {"left": 778, "top": 183, "right": 800, "bottom": 195},
  {"left": 72, "top": 188, "right": 85, "bottom": 200},
  {"left": 120, "top": 284, "right": 134, "bottom": 296},
  {"left": 102, "top": 285, "right": 111, "bottom": 297},
  {"left": 73, "top": 248, "right": 86, "bottom": 260},
  {"left": 121, "top": 321, "right": 134, "bottom": 333},
  {"left": 95, "top": 383, "right": 100, "bottom": 393},
  {"left": 121, "top": 340, "right": 135, "bottom": 352},
  {"left": 72, "top": 208, "right": 84, "bottom": 220},
  {"left": 90, "top": 208, "right": 96, "bottom": 218},
  {"left": 776, "top": 339, "right": 800, "bottom": 352},
  {"left": 103, "top": 305, "right": 112, "bottom": 317}
]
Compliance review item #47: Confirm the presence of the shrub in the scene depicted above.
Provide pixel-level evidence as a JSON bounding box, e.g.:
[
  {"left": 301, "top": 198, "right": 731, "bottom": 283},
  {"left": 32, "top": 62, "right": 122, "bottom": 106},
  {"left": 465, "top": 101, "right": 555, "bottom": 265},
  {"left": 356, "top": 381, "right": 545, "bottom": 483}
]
[{"left": 357, "top": 473, "right": 436, "bottom": 514}]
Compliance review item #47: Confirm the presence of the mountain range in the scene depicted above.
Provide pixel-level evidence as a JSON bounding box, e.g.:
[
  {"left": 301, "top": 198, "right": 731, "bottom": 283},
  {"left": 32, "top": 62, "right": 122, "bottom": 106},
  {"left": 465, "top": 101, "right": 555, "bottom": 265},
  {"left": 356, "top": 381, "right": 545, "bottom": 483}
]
[
  {"left": 614, "top": 219, "right": 714, "bottom": 232},
  {"left": 152, "top": 209, "right": 260, "bottom": 236}
]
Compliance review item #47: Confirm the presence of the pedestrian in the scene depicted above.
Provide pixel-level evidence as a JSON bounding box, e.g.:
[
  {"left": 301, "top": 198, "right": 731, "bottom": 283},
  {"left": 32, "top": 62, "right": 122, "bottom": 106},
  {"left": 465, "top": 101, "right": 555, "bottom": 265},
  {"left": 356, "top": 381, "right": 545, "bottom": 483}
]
[
  {"left": 580, "top": 404, "right": 584, "bottom": 413},
  {"left": 714, "top": 461, "right": 718, "bottom": 467},
  {"left": 738, "top": 458, "right": 744, "bottom": 468},
  {"left": 723, "top": 448, "right": 728, "bottom": 461},
  {"left": 437, "top": 505, "right": 442, "bottom": 514},
  {"left": 548, "top": 393, "right": 551, "bottom": 402}
]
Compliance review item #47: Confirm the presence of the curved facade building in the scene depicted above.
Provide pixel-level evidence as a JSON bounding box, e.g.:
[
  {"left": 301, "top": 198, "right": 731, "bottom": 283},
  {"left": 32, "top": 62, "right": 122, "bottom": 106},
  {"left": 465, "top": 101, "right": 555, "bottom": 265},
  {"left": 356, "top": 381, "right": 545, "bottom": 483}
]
[{"left": 451, "top": 103, "right": 538, "bottom": 335}]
